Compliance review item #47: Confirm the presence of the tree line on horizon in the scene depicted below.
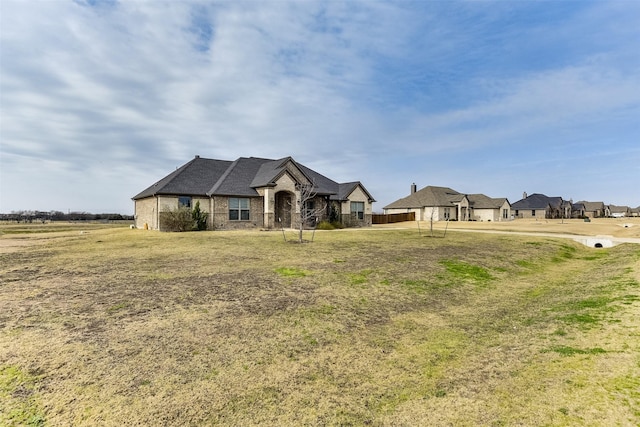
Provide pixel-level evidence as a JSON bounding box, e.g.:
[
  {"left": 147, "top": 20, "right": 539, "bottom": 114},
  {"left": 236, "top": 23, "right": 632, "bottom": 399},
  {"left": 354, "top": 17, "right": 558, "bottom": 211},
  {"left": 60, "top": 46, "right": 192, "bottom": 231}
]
[{"left": 0, "top": 210, "right": 134, "bottom": 222}]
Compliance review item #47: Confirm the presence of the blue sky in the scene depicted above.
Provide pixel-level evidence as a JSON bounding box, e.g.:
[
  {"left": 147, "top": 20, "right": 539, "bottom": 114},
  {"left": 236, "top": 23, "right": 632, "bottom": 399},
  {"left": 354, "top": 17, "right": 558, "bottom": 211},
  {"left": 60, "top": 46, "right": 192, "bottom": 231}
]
[{"left": 1, "top": 0, "right": 639, "bottom": 214}]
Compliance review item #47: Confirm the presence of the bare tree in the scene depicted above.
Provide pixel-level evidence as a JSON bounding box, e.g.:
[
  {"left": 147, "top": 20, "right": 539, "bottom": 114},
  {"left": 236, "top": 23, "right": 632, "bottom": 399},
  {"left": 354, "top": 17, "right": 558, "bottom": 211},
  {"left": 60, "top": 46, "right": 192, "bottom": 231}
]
[
  {"left": 429, "top": 207, "right": 436, "bottom": 237},
  {"left": 295, "top": 181, "right": 327, "bottom": 243}
]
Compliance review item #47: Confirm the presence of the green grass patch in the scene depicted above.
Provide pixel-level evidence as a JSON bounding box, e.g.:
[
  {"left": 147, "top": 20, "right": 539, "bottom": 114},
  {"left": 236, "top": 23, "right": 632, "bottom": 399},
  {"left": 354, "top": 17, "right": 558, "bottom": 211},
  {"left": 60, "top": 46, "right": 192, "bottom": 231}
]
[
  {"left": 559, "top": 313, "right": 600, "bottom": 326},
  {"left": 0, "top": 366, "right": 45, "bottom": 427},
  {"left": 516, "top": 259, "right": 534, "bottom": 268},
  {"left": 274, "top": 267, "right": 308, "bottom": 278},
  {"left": 544, "top": 345, "right": 607, "bottom": 356},
  {"left": 551, "top": 243, "right": 578, "bottom": 262},
  {"left": 439, "top": 259, "right": 493, "bottom": 285},
  {"left": 402, "top": 279, "right": 433, "bottom": 293},
  {"left": 620, "top": 294, "right": 640, "bottom": 305},
  {"left": 570, "top": 297, "right": 613, "bottom": 309},
  {"left": 348, "top": 269, "right": 374, "bottom": 285},
  {"left": 605, "top": 374, "right": 640, "bottom": 418}
]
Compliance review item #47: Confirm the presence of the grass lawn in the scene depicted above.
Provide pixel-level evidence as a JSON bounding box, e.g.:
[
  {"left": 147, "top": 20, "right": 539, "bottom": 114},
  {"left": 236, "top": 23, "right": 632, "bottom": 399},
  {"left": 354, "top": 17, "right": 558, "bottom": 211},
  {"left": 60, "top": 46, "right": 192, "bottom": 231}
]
[{"left": 1, "top": 225, "right": 639, "bottom": 426}]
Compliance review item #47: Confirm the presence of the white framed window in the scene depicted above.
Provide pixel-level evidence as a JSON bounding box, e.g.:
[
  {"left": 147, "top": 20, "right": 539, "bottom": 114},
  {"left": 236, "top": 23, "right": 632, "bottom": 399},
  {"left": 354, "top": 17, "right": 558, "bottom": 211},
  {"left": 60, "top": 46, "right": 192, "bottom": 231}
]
[{"left": 229, "top": 198, "right": 250, "bottom": 220}]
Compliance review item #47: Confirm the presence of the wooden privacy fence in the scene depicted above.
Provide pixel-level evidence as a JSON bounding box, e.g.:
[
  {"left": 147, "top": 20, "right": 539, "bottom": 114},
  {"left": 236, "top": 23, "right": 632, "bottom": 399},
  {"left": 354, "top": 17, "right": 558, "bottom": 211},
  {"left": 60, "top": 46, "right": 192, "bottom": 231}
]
[{"left": 372, "top": 212, "right": 416, "bottom": 224}]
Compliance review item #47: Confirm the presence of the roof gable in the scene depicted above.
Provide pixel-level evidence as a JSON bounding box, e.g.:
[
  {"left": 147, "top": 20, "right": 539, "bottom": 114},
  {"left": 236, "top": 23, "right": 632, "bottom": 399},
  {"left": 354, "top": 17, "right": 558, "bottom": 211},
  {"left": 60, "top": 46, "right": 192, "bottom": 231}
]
[
  {"left": 335, "top": 182, "right": 376, "bottom": 202},
  {"left": 250, "top": 157, "right": 315, "bottom": 190}
]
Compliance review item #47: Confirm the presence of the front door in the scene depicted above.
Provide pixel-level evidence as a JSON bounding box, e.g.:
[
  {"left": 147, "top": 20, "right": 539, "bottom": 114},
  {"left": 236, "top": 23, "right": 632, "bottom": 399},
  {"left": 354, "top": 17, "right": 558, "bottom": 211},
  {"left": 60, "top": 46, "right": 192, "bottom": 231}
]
[{"left": 275, "top": 192, "right": 293, "bottom": 228}]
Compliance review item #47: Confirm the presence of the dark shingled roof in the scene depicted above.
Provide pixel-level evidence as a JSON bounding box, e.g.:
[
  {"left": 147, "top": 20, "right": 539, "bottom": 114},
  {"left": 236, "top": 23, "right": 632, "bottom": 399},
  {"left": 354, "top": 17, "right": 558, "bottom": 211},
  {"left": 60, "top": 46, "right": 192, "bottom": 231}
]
[
  {"left": 467, "top": 194, "right": 508, "bottom": 209},
  {"left": 577, "top": 201, "right": 605, "bottom": 211},
  {"left": 608, "top": 205, "right": 631, "bottom": 213},
  {"left": 383, "top": 186, "right": 461, "bottom": 209},
  {"left": 511, "top": 193, "right": 563, "bottom": 210},
  {"left": 210, "top": 157, "right": 272, "bottom": 196},
  {"left": 133, "top": 156, "right": 375, "bottom": 202},
  {"left": 132, "top": 157, "right": 232, "bottom": 199},
  {"left": 297, "top": 162, "right": 341, "bottom": 196},
  {"left": 384, "top": 186, "right": 507, "bottom": 210}
]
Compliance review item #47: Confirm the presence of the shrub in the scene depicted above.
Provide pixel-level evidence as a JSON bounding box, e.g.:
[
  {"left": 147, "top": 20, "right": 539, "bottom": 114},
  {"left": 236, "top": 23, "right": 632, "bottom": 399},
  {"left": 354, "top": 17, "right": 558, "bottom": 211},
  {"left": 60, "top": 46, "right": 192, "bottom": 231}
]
[
  {"left": 192, "top": 201, "right": 208, "bottom": 231},
  {"left": 316, "top": 221, "right": 335, "bottom": 230},
  {"left": 316, "top": 221, "right": 345, "bottom": 230},
  {"left": 159, "top": 202, "right": 209, "bottom": 232},
  {"left": 159, "top": 207, "right": 195, "bottom": 232}
]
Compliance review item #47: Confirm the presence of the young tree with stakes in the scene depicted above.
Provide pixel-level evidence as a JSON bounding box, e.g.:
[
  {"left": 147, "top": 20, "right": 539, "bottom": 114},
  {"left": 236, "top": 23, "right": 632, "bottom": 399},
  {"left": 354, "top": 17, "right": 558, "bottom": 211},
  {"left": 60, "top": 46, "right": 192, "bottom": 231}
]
[{"left": 295, "top": 181, "right": 327, "bottom": 243}]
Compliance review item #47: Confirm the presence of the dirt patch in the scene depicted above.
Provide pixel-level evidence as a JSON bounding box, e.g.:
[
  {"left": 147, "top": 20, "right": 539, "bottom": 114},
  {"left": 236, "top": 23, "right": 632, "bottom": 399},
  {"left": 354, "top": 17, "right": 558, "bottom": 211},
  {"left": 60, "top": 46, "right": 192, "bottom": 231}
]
[{"left": 0, "top": 238, "right": 34, "bottom": 253}]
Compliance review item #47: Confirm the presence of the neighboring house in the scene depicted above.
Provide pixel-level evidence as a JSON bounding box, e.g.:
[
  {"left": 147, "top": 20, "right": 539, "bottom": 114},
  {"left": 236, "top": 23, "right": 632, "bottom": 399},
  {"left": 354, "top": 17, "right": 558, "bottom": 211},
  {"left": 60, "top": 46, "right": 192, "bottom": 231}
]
[
  {"left": 132, "top": 155, "right": 375, "bottom": 231},
  {"left": 467, "top": 194, "right": 511, "bottom": 221},
  {"left": 631, "top": 207, "right": 640, "bottom": 217},
  {"left": 606, "top": 205, "right": 631, "bottom": 218},
  {"left": 383, "top": 184, "right": 510, "bottom": 221},
  {"left": 571, "top": 202, "right": 586, "bottom": 218},
  {"left": 577, "top": 201, "right": 605, "bottom": 218},
  {"left": 510, "top": 192, "right": 569, "bottom": 219}
]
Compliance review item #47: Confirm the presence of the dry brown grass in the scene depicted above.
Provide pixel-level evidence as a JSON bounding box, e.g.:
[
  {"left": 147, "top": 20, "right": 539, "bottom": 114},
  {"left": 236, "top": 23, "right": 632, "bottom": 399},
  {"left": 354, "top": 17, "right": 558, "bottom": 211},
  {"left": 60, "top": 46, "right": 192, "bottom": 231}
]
[
  {"left": 386, "top": 217, "right": 640, "bottom": 239},
  {"left": 1, "top": 225, "right": 639, "bottom": 426}
]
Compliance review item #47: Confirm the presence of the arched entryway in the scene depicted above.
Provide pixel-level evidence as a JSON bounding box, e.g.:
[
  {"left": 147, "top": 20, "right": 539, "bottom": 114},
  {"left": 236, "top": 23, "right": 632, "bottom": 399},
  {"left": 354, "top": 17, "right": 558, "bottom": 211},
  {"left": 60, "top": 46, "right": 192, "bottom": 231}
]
[{"left": 275, "top": 191, "right": 294, "bottom": 228}]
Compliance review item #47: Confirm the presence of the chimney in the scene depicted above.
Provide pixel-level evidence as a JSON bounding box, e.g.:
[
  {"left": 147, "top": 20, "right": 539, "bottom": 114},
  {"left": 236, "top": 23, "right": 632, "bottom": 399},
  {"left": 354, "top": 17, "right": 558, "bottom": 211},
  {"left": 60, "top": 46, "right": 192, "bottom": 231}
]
[
  {"left": 195, "top": 155, "right": 200, "bottom": 159},
  {"left": 523, "top": 191, "right": 527, "bottom": 199},
  {"left": 411, "top": 183, "right": 417, "bottom": 194}
]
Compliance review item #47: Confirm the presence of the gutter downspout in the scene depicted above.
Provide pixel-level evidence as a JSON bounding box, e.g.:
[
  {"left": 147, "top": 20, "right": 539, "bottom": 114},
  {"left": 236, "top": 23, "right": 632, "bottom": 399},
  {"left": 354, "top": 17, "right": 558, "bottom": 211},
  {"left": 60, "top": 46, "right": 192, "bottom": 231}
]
[{"left": 210, "top": 196, "right": 214, "bottom": 230}]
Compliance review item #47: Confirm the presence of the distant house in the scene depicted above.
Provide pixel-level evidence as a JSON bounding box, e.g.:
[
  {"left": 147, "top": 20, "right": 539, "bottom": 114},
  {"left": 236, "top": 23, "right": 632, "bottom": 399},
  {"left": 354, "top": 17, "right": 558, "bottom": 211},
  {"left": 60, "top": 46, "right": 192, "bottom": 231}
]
[
  {"left": 571, "top": 202, "right": 586, "bottom": 218},
  {"left": 467, "top": 194, "right": 511, "bottom": 222},
  {"left": 606, "top": 205, "right": 631, "bottom": 218},
  {"left": 510, "top": 193, "right": 570, "bottom": 219},
  {"left": 631, "top": 207, "right": 640, "bottom": 217},
  {"left": 383, "top": 184, "right": 510, "bottom": 221},
  {"left": 132, "top": 156, "right": 375, "bottom": 231},
  {"left": 577, "top": 201, "right": 605, "bottom": 218}
]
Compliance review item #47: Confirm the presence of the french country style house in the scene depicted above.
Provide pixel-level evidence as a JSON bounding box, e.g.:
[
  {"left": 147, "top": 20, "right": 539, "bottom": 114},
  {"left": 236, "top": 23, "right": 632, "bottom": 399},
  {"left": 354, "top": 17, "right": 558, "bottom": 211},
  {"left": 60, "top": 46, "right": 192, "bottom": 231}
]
[
  {"left": 132, "top": 156, "right": 375, "bottom": 231},
  {"left": 576, "top": 201, "right": 605, "bottom": 218},
  {"left": 383, "top": 184, "right": 510, "bottom": 222}
]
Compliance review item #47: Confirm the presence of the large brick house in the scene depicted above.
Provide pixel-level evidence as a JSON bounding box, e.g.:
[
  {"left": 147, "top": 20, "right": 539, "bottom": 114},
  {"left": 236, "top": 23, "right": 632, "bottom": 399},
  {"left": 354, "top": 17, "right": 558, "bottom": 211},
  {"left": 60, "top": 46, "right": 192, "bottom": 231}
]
[
  {"left": 132, "top": 156, "right": 375, "bottom": 231},
  {"left": 510, "top": 193, "right": 571, "bottom": 219}
]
